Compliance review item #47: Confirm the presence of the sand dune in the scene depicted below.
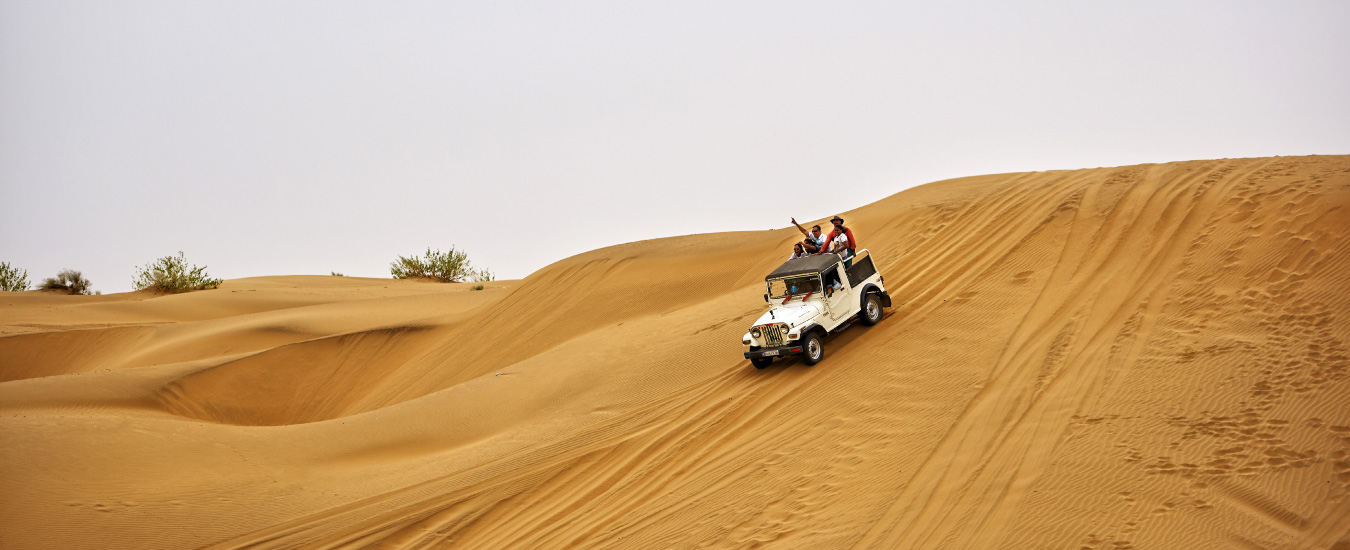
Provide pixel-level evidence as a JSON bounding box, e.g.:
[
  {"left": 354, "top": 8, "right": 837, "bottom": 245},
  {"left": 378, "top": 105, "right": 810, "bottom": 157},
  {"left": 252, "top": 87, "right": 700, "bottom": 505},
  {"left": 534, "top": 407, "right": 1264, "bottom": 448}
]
[{"left": 3, "top": 155, "right": 1349, "bottom": 549}]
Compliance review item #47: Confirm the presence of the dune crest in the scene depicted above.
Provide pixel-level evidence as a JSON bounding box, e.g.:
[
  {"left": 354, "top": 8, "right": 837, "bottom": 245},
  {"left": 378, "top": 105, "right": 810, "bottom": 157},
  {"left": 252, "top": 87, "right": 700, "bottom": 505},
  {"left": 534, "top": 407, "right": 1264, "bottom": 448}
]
[{"left": 3, "top": 156, "right": 1349, "bottom": 549}]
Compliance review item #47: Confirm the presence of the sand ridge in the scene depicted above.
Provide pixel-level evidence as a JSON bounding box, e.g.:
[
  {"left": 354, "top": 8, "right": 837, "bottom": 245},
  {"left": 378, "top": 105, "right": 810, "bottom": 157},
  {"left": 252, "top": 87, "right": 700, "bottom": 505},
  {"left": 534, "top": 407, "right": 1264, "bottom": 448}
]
[{"left": 2, "top": 155, "right": 1349, "bottom": 549}]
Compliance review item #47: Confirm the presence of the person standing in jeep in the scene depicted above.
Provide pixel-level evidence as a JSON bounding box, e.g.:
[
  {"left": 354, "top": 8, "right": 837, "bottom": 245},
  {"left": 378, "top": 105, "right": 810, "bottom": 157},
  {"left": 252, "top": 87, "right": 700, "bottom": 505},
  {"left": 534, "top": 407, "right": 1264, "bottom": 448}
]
[
  {"left": 791, "top": 218, "right": 830, "bottom": 253},
  {"left": 821, "top": 216, "right": 857, "bottom": 262}
]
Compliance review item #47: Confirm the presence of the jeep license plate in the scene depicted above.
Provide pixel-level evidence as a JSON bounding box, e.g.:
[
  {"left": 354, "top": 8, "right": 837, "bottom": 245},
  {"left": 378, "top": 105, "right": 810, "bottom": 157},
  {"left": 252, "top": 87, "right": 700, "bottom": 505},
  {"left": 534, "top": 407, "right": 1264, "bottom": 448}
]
[{"left": 763, "top": 350, "right": 780, "bottom": 356}]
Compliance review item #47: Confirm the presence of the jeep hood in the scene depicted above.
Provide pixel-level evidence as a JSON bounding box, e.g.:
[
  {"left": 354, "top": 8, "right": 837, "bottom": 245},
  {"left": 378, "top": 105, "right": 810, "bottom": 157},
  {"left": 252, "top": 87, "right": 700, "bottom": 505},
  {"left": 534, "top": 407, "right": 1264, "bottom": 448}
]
[{"left": 751, "top": 302, "right": 823, "bottom": 328}]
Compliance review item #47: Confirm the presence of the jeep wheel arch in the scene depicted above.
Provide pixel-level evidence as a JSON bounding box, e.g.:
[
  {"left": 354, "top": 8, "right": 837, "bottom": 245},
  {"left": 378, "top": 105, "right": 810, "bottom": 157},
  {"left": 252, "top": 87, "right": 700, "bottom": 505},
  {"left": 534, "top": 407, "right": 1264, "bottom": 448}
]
[
  {"left": 797, "top": 323, "right": 824, "bottom": 340},
  {"left": 858, "top": 284, "right": 892, "bottom": 309}
]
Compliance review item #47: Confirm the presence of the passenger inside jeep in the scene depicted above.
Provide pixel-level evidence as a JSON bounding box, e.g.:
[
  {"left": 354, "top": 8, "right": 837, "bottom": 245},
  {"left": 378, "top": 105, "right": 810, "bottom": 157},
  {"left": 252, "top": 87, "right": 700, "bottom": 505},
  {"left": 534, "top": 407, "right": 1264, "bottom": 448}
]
[
  {"left": 787, "top": 277, "right": 821, "bottom": 295},
  {"left": 769, "top": 276, "right": 822, "bottom": 298},
  {"left": 823, "top": 267, "right": 843, "bottom": 293}
]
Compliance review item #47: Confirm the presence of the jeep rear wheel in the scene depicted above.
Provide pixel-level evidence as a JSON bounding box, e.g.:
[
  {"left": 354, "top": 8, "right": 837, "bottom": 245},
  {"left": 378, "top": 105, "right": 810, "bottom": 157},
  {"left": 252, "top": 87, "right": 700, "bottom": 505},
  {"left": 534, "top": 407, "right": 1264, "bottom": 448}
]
[
  {"left": 802, "top": 333, "right": 824, "bottom": 365},
  {"left": 860, "top": 293, "right": 883, "bottom": 326},
  {"left": 750, "top": 356, "right": 774, "bottom": 369}
]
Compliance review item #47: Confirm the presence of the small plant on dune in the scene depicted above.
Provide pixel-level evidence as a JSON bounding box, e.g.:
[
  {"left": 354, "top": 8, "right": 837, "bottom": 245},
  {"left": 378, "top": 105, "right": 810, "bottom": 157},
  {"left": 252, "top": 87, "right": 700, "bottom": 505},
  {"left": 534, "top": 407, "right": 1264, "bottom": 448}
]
[
  {"left": 40, "top": 269, "right": 94, "bottom": 295},
  {"left": 331, "top": 272, "right": 345, "bottom": 277},
  {"left": 1, "top": 262, "right": 30, "bottom": 291},
  {"left": 133, "top": 252, "right": 223, "bottom": 293},
  {"left": 471, "top": 284, "right": 484, "bottom": 291},
  {"left": 391, "top": 247, "right": 493, "bottom": 283}
]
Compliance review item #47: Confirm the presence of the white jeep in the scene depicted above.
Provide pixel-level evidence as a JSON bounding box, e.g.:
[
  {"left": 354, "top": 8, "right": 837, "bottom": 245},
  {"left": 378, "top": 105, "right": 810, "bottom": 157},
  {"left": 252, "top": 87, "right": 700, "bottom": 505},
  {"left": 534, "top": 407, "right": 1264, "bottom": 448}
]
[{"left": 742, "top": 250, "right": 891, "bottom": 368}]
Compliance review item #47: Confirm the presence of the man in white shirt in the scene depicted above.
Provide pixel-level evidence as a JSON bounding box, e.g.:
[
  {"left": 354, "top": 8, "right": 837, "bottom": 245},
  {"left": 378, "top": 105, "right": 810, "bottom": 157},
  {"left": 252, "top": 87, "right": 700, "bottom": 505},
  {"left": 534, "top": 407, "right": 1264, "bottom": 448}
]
[{"left": 791, "top": 218, "right": 829, "bottom": 252}]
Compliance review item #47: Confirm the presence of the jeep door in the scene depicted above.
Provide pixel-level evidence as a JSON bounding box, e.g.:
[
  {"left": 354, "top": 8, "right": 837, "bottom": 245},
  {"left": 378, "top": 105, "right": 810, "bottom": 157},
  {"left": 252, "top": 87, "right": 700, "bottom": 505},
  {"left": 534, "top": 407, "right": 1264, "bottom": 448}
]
[{"left": 823, "top": 265, "right": 852, "bottom": 324}]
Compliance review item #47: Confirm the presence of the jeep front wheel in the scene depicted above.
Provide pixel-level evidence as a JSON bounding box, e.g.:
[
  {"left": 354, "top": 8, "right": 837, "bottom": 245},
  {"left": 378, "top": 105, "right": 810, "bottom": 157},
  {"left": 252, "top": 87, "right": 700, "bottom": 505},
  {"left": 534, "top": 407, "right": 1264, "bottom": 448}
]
[
  {"left": 750, "top": 356, "right": 774, "bottom": 369},
  {"left": 802, "top": 333, "right": 824, "bottom": 365},
  {"left": 860, "top": 293, "right": 883, "bottom": 326}
]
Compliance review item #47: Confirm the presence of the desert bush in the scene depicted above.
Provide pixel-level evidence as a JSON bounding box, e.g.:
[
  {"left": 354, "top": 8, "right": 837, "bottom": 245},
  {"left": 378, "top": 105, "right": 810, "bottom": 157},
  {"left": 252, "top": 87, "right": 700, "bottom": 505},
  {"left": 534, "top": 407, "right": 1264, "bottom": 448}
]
[
  {"left": 331, "top": 272, "right": 345, "bottom": 277},
  {"left": 133, "top": 252, "right": 222, "bottom": 293},
  {"left": 0, "top": 262, "right": 30, "bottom": 291},
  {"left": 471, "top": 284, "right": 484, "bottom": 291},
  {"left": 391, "top": 247, "right": 493, "bottom": 283},
  {"left": 40, "top": 269, "right": 93, "bottom": 295}
]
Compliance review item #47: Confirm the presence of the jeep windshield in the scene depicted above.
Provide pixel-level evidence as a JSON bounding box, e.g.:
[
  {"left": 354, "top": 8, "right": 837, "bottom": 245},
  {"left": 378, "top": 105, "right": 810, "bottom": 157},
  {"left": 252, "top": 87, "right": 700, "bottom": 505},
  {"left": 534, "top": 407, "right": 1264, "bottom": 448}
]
[{"left": 768, "top": 275, "right": 822, "bottom": 299}]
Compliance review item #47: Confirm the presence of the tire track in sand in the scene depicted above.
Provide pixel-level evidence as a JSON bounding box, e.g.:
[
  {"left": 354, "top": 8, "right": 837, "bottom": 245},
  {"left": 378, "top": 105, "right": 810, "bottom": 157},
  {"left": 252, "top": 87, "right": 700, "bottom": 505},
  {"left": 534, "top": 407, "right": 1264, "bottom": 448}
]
[
  {"left": 198, "top": 355, "right": 788, "bottom": 549},
  {"left": 855, "top": 159, "right": 1277, "bottom": 549}
]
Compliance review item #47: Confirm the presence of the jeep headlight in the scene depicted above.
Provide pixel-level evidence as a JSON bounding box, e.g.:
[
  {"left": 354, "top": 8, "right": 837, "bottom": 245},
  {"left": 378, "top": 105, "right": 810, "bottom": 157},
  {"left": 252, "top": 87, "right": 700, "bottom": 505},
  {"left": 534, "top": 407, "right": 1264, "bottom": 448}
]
[{"left": 750, "top": 327, "right": 762, "bottom": 338}]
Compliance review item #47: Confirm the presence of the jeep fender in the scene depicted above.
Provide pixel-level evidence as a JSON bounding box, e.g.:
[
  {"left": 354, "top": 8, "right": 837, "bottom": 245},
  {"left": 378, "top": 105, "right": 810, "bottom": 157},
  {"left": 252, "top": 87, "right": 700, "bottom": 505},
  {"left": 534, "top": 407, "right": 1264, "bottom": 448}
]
[
  {"left": 858, "top": 284, "right": 892, "bottom": 308},
  {"left": 796, "top": 323, "right": 827, "bottom": 338}
]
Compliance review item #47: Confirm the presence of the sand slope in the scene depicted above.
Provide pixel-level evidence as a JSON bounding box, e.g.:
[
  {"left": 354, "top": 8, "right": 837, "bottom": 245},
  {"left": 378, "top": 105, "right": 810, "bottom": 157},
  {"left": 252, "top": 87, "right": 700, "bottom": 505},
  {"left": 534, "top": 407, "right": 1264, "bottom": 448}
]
[{"left": 2, "top": 155, "right": 1349, "bottom": 549}]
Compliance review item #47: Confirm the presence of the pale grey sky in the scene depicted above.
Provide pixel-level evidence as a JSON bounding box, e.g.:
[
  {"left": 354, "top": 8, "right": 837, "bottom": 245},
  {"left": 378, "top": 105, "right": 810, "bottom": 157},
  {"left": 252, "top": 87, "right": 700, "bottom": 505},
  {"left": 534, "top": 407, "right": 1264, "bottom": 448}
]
[{"left": 2, "top": 1, "right": 1347, "bottom": 293}]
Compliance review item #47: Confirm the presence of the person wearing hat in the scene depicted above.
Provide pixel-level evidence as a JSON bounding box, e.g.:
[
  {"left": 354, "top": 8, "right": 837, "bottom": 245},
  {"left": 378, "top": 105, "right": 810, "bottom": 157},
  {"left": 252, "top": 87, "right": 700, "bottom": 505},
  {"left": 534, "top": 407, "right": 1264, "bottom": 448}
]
[{"left": 821, "top": 215, "right": 857, "bottom": 264}]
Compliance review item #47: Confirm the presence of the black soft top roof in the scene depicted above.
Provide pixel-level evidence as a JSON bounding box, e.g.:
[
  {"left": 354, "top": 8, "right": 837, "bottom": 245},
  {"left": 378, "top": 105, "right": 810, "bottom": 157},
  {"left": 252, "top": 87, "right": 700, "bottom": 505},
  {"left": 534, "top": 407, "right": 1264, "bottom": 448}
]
[{"left": 764, "top": 254, "right": 841, "bottom": 280}]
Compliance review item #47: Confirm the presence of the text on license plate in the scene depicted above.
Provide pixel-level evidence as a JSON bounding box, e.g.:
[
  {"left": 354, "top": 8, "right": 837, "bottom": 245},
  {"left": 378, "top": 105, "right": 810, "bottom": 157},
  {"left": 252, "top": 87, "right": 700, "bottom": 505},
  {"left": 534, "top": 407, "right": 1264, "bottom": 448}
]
[{"left": 763, "top": 350, "right": 780, "bottom": 356}]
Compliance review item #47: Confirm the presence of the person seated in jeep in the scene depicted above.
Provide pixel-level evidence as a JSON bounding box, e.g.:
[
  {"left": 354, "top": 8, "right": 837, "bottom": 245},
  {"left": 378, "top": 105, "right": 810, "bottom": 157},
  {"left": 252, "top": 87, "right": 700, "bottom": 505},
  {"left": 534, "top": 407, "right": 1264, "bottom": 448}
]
[
  {"left": 802, "top": 238, "right": 822, "bottom": 254},
  {"left": 823, "top": 264, "right": 843, "bottom": 292},
  {"left": 788, "top": 242, "right": 810, "bottom": 260},
  {"left": 781, "top": 275, "right": 821, "bottom": 296}
]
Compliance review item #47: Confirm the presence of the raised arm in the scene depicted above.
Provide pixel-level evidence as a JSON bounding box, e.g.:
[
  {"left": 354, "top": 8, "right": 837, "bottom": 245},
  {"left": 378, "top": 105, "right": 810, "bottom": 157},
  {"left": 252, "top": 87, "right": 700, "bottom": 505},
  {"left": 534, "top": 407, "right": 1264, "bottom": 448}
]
[{"left": 791, "top": 217, "right": 810, "bottom": 236}]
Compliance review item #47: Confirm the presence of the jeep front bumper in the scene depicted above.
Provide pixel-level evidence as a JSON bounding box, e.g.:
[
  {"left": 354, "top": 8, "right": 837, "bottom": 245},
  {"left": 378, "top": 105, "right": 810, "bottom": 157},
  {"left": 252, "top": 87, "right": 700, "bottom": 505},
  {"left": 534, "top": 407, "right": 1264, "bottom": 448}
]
[{"left": 744, "top": 345, "right": 805, "bottom": 359}]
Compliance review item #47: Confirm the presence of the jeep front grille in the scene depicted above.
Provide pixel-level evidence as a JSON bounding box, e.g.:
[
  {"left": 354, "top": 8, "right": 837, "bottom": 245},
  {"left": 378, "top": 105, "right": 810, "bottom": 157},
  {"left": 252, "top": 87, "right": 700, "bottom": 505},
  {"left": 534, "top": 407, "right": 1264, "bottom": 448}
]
[{"left": 763, "top": 325, "right": 785, "bottom": 347}]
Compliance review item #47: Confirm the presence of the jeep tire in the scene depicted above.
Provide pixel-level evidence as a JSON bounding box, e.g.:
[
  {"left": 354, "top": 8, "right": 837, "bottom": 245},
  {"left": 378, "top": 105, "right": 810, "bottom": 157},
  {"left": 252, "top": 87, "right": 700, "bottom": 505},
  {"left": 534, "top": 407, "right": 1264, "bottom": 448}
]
[
  {"left": 750, "top": 356, "right": 774, "bottom": 369},
  {"left": 860, "top": 293, "right": 883, "bottom": 326},
  {"left": 802, "top": 332, "right": 824, "bottom": 366}
]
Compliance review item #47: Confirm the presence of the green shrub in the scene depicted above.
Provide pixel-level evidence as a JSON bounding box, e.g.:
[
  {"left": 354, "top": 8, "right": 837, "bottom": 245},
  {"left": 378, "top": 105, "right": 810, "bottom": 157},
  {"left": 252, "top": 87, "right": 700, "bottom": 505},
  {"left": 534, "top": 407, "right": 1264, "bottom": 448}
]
[
  {"left": 0, "top": 262, "right": 29, "bottom": 291},
  {"left": 391, "top": 247, "right": 493, "bottom": 283},
  {"left": 133, "top": 252, "right": 222, "bottom": 293},
  {"left": 40, "top": 269, "right": 93, "bottom": 295},
  {"left": 331, "top": 272, "right": 345, "bottom": 277},
  {"left": 471, "top": 284, "right": 484, "bottom": 291}
]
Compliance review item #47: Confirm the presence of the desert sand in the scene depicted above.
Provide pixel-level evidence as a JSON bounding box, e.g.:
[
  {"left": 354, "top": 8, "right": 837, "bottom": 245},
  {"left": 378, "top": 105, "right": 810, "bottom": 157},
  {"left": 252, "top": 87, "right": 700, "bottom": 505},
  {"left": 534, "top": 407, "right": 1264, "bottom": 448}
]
[{"left": 2, "top": 155, "right": 1349, "bottom": 549}]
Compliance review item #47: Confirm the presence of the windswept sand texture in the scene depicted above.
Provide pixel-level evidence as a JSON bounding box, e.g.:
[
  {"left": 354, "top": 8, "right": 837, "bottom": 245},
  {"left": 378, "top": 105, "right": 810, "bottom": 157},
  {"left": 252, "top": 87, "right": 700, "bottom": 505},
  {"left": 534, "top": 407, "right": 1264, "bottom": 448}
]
[{"left": 3, "top": 155, "right": 1350, "bottom": 549}]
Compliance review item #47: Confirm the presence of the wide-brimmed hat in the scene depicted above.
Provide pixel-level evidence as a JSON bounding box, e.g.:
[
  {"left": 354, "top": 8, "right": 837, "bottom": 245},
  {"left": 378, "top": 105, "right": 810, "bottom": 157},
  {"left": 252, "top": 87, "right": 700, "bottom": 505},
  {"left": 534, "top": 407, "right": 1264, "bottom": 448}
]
[{"left": 830, "top": 215, "right": 844, "bottom": 223}]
